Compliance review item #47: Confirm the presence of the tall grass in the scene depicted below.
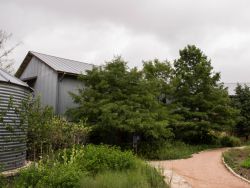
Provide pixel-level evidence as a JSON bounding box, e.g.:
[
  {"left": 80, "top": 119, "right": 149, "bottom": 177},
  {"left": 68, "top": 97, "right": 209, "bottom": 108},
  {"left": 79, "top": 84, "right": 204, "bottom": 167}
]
[
  {"left": 80, "top": 163, "right": 168, "bottom": 188},
  {"left": 5, "top": 145, "right": 168, "bottom": 188},
  {"left": 142, "top": 141, "right": 216, "bottom": 160}
]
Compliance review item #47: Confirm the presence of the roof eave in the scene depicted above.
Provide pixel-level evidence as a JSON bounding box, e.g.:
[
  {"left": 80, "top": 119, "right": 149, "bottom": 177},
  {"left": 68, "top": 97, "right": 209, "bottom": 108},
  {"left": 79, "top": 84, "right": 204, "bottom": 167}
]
[
  {"left": 15, "top": 51, "right": 33, "bottom": 78},
  {"left": 16, "top": 52, "right": 89, "bottom": 78}
]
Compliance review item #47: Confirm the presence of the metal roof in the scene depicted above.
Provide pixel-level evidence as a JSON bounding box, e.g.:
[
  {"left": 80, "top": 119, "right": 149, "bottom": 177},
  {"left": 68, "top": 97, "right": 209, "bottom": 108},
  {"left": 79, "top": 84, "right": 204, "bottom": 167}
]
[
  {"left": 0, "top": 68, "right": 30, "bottom": 88},
  {"left": 16, "top": 51, "right": 94, "bottom": 77},
  {"left": 224, "top": 83, "right": 250, "bottom": 95}
]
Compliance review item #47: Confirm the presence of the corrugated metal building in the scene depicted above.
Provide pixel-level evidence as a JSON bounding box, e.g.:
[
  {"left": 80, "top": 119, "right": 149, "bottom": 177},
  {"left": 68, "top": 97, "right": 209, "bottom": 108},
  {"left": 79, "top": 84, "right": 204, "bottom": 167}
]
[
  {"left": 0, "top": 68, "right": 31, "bottom": 171},
  {"left": 15, "top": 51, "right": 94, "bottom": 114}
]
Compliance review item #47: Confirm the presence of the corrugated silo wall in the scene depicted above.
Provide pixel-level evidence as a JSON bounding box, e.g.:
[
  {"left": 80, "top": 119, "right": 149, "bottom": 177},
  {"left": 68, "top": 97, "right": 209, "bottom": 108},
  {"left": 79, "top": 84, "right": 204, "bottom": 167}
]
[{"left": 0, "top": 82, "right": 30, "bottom": 171}]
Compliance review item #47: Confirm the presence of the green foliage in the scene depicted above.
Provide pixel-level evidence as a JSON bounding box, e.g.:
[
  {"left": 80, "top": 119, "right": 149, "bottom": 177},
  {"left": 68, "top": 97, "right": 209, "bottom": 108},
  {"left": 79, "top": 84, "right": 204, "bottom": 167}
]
[
  {"left": 143, "top": 59, "right": 174, "bottom": 103},
  {"left": 80, "top": 171, "right": 149, "bottom": 188},
  {"left": 15, "top": 165, "right": 48, "bottom": 188},
  {"left": 79, "top": 165, "right": 167, "bottom": 188},
  {"left": 12, "top": 145, "right": 167, "bottom": 188},
  {"left": 223, "top": 149, "right": 238, "bottom": 169},
  {"left": 140, "top": 141, "right": 214, "bottom": 160},
  {"left": 171, "top": 45, "right": 238, "bottom": 144},
  {"left": 220, "top": 135, "right": 241, "bottom": 147},
  {"left": 23, "top": 97, "right": 90, "bottom": 160},
  {"left": 44, "top": 117, "right": 90, "bottom": 150},
  {"left": 223, "top": 147, "right": 250, "bottom": 180},
  {"left": 241, "top": 158, "right": 250, "bottom": 169},
  {"left": 67, "top": 45, "right": 239, "bottom": 150},
  {"left": 15, "top": 162, "right": 83, "bottom": 188},
  {"left": 76, "top": 145, "right": 136, "bottom": 175},
  {"left": 233, "top": 84, "right": 250, "bottom": 140},
  {"left": 68, "top": 57, "right": 173, "bottom": 147},
  {"left": 0, "top": 174, "right": 7, "bottom": 188},
  {"left": 22, "top": 96, "right": 54, "bottom": 159}
]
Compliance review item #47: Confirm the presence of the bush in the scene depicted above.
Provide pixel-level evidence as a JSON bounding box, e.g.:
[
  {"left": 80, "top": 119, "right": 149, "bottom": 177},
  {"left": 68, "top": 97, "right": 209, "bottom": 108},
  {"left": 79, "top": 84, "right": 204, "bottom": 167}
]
[
  {"left": 220, "top": 135, "right": 241, "bottom": 147},
  {"left": 16, "top": 163, "right": 83, "bottom": 188},
  {"left": 12, "top": 145, "right": 167, "bottom": 188},
  {"left": 22, "top": 97, "right": 90, "bottom": 160},
  {"left": 76, "top": 145, "right": 136, "bottom": 175}
]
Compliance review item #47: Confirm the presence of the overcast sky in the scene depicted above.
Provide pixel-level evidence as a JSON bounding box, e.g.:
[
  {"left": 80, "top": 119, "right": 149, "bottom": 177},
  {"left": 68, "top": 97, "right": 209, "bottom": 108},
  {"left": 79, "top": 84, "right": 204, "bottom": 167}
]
[{"left": 1, "top": 0, "right": 250, "bottom": 82}]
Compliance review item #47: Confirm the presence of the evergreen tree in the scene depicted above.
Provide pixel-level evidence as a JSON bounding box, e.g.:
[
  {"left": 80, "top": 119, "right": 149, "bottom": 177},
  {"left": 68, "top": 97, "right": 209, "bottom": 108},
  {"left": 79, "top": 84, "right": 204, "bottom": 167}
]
[
  {"left": 233, "top": 84, "right": 250, "bottom": 140},
  {"left": 172, "top": 45, "right": 237, "bottom": 143}
]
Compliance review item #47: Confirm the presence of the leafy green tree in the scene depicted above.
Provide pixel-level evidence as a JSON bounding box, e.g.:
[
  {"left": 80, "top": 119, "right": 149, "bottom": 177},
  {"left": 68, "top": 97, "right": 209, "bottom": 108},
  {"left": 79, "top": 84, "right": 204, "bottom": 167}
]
[
  {"left": 68, "top": 57, "right": 173, "bottom": 147},
  {"left": 171, "top": 45, "right": 237, "bottom": 144},
  {"left": 233, "top": 84, "right": 250, "bottom": 140},
  {"left": 143, "top": 59, "right": 174, "bottom": 103}
]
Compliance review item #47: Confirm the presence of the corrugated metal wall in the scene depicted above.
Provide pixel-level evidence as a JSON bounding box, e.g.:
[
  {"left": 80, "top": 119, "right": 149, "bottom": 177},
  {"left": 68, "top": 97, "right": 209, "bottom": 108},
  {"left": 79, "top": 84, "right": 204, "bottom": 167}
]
[
  {"left": 20, "top": 57, "right": 58, "bottom": 111},
  {"left": 58, "top": 76, "right": 82, "bottom": 114},
  {"left": 19, "top": 56, "right": 84, "bottom": 115},
  {"left": 0, "top": 83, "right": 30, "bottom": 171}
]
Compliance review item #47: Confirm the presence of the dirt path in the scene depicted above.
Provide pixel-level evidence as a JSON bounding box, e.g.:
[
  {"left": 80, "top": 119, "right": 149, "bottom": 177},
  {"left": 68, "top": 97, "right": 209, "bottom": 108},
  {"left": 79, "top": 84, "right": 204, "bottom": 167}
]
[{"left": 151, "top": 148, "right": 250, "bottom": 188}]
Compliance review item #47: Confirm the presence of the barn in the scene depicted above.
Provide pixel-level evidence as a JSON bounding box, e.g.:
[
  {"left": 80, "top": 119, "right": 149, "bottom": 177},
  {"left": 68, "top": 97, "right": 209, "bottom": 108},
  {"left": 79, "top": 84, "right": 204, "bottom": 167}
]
[{"left": 15, "top": 51, "right": 94, "bottom": 115}]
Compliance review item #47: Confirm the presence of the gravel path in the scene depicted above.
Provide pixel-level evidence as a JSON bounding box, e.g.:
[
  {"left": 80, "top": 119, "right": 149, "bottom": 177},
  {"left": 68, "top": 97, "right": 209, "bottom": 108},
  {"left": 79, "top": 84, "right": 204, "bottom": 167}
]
[{"left": 151, "top": 148, "right": 250, "bottom": 188}]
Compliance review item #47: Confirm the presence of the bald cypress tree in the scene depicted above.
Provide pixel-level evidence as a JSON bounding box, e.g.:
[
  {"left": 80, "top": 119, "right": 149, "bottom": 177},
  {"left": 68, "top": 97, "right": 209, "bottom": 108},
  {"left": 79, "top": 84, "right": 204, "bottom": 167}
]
[
  {"left": 233, "top": 84, "right": 250, "bottom": 140},
  {"left": 172, "top": 45, "right": 237, "bottom": 143}
]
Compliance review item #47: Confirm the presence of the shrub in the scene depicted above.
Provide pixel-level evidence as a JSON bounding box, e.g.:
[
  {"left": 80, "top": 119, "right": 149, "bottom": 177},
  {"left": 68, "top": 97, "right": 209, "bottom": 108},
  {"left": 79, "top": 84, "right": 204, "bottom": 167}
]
[
  {"left": 220, "top": 135, "right": 241, "bottom": 147},
  {"left": 13, "top": 145, "right": 167, "bottom": 188},
  {"left": 21, "top": 97, "right": 90, "bottom": 160},
  {"left": 15, "top": 165, "right": 47, "bottom": 188},
  {"left": 76, "top": 145, "right": 137, "bottom": 174},
  {"left": 15, "top": 163, "right": 83, "bottom": 188}
]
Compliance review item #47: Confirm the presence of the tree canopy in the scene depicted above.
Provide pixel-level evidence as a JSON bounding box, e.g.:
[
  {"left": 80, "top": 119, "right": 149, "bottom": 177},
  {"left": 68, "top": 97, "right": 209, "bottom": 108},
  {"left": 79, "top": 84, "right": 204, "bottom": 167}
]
[
  {"left": 233, "top": 84, "right": 250, "bottom": 140},
  {"left": 171, "top": 45, "right": 238, "bottom": 143},
  {"left": 68, "top": 45, "right": 238, "bottom": 147},
  {"left": 68, "top": 57, "right": 173, "bottom": 146}
]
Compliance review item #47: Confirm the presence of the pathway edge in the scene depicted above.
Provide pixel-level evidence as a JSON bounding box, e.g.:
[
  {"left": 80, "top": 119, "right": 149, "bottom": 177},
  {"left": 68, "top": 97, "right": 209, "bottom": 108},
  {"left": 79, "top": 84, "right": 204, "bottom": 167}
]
[{"left": 222, "top": 155, "right": 250, "bottom": 184}]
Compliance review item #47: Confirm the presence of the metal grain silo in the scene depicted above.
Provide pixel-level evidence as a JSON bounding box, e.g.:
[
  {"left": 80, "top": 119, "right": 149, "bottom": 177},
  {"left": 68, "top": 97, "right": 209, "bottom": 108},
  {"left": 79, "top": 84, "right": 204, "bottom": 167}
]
[{"left": 0, "top": 68, "right": 31, "bottom": 171}]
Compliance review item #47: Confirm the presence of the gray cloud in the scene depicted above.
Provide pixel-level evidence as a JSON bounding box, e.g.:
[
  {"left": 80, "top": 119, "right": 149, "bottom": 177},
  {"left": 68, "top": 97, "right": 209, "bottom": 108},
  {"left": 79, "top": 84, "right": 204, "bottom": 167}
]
[{"left": 1, "top": 0, "right": 250, "bottom": 82}]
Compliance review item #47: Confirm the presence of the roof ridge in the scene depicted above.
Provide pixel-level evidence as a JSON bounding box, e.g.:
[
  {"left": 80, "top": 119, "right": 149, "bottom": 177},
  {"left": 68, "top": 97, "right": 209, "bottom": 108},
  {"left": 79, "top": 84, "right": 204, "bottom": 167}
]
[{"left": 30, "top": 51, "right": 94, "bottom": 66}]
